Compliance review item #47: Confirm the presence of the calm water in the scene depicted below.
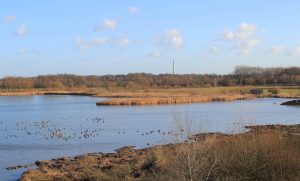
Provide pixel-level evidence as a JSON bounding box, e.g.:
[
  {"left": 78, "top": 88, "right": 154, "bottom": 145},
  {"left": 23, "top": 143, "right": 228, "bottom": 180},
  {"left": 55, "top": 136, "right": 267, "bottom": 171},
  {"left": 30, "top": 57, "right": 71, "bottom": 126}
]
[{"left": 0, "top": 96, "right": 299, "bottom": 181}]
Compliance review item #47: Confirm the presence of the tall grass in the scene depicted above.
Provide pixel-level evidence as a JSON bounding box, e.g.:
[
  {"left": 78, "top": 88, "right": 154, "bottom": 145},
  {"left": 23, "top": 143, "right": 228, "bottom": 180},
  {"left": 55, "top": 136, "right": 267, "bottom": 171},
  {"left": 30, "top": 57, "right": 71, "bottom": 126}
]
[
  {"left": 155, "top": 124, "right": 300, "bottom": 181},
  {"left": 96, "top": 95, "right": 252, "bottom": 105}
]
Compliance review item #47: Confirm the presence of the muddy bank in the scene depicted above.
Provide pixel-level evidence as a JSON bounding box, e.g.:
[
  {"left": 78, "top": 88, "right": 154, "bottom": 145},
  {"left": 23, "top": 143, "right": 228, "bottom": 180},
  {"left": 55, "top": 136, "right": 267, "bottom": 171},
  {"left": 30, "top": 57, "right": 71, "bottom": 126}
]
[{"left": 20, "top": 124, "right": 300, "bottom": 181}]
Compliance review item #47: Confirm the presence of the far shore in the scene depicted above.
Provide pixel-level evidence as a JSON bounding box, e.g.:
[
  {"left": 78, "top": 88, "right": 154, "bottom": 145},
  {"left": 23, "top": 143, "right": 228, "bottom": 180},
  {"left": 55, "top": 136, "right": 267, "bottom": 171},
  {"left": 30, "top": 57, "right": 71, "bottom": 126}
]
[
  {"left": 0, "top": 90, "right": 94, "bottom": 97},
  {"left": 1, "top": 87, "right": 300, "bottom": 106}
]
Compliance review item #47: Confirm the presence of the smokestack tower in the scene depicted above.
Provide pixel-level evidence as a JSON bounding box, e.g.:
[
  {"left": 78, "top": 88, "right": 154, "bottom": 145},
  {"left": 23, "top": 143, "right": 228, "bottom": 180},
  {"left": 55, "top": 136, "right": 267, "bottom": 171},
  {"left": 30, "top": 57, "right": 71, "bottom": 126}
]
[{"left": 173, "top": 59, "right": 175, "bottom": 75}]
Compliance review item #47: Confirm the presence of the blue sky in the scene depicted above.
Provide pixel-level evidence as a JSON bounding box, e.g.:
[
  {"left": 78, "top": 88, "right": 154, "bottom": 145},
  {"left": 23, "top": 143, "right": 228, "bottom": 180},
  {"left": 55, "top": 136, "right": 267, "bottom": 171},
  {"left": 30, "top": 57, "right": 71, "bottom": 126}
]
[{"left": 1, "top": 0, "right": 300, "bottom": 77}]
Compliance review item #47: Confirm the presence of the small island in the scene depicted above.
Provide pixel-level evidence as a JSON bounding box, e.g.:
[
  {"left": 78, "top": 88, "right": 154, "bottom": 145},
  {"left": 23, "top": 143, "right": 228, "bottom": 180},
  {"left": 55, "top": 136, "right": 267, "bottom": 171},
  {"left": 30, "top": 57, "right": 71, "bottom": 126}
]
[{"left": 281, "top": 100, "right": 300, "bottom": 106}]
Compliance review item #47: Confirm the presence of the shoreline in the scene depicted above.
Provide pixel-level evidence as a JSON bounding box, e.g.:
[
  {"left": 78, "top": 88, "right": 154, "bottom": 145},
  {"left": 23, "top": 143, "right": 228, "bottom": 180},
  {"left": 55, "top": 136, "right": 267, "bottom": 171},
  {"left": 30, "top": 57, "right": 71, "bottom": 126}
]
[
  {"left": 19, "top": 124, "right": 300, "bottom": 181},
  {"left": 0, "top": 91, "right": 95, "bottom": 97},
  {"left": 1, "top": 87, "right": 300, "bottom": 107}
]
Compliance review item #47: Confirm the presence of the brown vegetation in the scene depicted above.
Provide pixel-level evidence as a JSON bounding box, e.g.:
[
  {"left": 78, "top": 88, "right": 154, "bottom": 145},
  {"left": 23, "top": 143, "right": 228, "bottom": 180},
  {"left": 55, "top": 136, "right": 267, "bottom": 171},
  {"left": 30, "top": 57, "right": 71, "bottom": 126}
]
[
  {"left": 96, "top": 95, "right": 253, "bottom": 106},
  {"left": 21, "top": 124, "right": 300, "bottom": 181}
]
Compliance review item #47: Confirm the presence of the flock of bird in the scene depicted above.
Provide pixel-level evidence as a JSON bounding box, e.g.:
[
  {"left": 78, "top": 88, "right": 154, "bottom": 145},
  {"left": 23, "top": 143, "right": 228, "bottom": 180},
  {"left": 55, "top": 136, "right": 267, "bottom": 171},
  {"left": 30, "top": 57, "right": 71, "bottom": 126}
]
[
  {"left": 139, "top": 129, "right": 185, "bottom": 138},
  {"left": 0, "top": 116, "right": 178, "bottom": 146},
  {"left": 0, "top": 117, "right": 106, "bottom": 141}
]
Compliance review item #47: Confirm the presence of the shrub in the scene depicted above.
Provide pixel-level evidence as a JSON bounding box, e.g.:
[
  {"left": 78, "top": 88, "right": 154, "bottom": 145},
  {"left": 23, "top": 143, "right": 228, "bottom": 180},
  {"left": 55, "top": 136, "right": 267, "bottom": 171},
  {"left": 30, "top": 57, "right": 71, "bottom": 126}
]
[{"left": 268, "top": 87, "right": 280, "bottom": 94}]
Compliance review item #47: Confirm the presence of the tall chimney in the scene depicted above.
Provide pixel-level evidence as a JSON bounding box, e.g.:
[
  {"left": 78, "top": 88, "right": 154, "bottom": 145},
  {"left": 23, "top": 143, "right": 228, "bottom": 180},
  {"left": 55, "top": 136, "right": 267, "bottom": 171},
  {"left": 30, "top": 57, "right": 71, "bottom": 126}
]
[{"left": 173, "top": 59, "right": 175, "bottom": 75}]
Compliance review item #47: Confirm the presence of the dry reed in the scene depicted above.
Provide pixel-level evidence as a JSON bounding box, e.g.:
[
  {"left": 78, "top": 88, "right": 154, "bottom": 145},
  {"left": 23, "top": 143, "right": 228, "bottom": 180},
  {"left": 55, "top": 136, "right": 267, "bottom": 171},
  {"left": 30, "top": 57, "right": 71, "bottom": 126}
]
[{"left": 96, "top": 95, "right": 253, "bottom": 106}]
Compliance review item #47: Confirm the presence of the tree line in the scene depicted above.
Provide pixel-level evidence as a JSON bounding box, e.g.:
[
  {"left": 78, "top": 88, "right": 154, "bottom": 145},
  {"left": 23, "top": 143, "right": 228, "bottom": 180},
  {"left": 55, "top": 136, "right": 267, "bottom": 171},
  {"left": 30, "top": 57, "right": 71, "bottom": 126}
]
[{"left": 0, "top": 66, "right": 300, "bottom": 90}]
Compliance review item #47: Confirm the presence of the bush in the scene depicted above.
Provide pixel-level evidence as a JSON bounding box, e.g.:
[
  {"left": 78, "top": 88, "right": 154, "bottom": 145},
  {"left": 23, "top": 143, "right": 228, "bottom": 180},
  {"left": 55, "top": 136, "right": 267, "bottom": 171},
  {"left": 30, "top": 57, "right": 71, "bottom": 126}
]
[{"left": 268, "top": 87, "right": 280, "bottom": 94}]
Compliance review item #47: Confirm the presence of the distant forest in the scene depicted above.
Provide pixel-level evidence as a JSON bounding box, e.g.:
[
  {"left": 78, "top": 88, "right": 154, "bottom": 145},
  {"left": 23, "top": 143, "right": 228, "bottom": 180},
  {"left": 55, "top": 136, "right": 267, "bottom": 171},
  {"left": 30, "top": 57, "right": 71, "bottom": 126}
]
[{"left": 1, "top": 66, "right": 300, "bottom": 90}]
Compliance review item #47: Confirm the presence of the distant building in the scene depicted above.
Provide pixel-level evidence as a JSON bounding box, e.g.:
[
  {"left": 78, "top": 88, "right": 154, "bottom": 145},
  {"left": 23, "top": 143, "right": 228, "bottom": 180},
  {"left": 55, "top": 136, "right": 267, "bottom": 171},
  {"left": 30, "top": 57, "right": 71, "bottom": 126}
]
[{"left": 250, "top": 88, "right": 263, "bottom": 94}]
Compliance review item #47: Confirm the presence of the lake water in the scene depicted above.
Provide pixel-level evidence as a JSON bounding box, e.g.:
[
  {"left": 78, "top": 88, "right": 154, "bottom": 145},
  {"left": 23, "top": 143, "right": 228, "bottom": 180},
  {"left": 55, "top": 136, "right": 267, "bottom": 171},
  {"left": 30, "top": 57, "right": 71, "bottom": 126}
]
[{"left": 0, "top": 96, "right": 299, "bottom": 181}]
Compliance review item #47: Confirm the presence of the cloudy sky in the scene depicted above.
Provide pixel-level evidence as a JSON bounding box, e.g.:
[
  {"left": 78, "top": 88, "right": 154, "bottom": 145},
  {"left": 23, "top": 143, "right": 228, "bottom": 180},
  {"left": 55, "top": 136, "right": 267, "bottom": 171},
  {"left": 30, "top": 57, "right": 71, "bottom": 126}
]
[{"left": 1, "top": 1, "right": 300, "bottom": 76}]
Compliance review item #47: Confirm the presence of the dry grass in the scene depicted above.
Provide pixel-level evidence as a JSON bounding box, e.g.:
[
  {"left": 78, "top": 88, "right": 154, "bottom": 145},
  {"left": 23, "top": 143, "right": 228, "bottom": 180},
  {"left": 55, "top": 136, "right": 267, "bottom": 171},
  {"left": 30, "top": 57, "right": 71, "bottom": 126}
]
[
  {"left": 2, "top": 86, "right": 300, "bottom": 102},
  {"left": 157, "top": 125, "right": 300, "bottom": 181},
  {"left": 94, "top": 86, "right": 299, "bottom": 105},
  {"left": 96, "top": 95, "right": 253, "bottom": 105},
  {"left": 95, "top": 87, "right": 251, "bottom": 98}
]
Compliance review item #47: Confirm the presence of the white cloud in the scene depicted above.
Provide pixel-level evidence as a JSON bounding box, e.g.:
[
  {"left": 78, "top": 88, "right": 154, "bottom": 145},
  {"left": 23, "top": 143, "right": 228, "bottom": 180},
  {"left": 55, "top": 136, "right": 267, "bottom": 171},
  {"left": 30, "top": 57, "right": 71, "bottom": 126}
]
[
  {"left": 222, "top": 22, "right": 261, "bottom": 55},
  {"left": 223, "top": 23, "right": 257, "bottom": 41},
  {"left": 75, "top": 38, "right": 92, "bottom": 50},
  {"left": 75, "top": 36, "right": 130, "bottom": 50},
  {"left": 90, "top": 37, "right": 109, "bottom": 45},
  {"left": 158, "top": 29, "right": 184, "bottom": 50},
  {"left": 103, "top": 19, "right": 117, "bottom": 29},
  {"left": 239, "top": 22, "right": 256, "bottom": 34},
  {"left": 95, "top": 19, "right": 117, "bottom": 31},
  {"left": 115, "top": 37, "right": 129, "bottom": 46},
  {"left": 237, "top": 39, "right": 260, "bottom": 55},
  {"left": 2, "top": 15, "right": 16, "bottom": 22},
  {"left": 267, "top": 45, "right": 285, "bottom": 54},
  {"left": 134, "top": 39, "right": 143, "bottom": 46},
  {"left": 128, "top": 6, "right": 138, "bottom": 14},
  {"left": 16, "top": 24, "right": 28, "bottom": 36},
  {"left": 165, "top": 29, "right": 184, "bottom": 49},
  {"left": 287, "top": 46, "right": 300, "bottom": 56},
  {"left": 223, "top": 31, "right": 235, "bottom": 40},
  {"left": 148, "top": 50, "right": 161, "bottom": 58},
  {"left": 211, "top": 45, "right": 220, "bottom": 53}
]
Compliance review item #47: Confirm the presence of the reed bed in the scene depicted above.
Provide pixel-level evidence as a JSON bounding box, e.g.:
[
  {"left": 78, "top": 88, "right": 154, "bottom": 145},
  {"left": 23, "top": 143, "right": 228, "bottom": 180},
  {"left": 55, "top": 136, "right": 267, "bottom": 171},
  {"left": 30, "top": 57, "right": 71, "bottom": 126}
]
[
  {"left": 158, "top": 125, "right": 300, "bottom": 181},
  {"left": 96, "top": 95, "right": 253, "bottom": 106}
]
